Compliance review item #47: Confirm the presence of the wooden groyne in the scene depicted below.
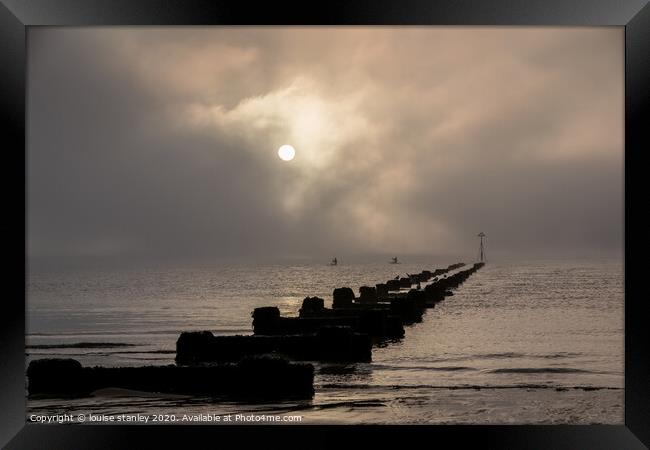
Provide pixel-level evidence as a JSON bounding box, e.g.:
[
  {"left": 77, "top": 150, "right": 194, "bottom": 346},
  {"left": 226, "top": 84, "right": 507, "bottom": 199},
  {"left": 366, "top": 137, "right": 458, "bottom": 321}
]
[
  {"left": 176, "top": 327, "right": 372, "bottom": 364},
  {"left": 27, "top": 261, "right": 485, "bottom": 400},
  {"left": 182, "top": 261, "right": 485, "bottom": 364},
  {"left": 27, "top": 356, "right": 315, "bottom": 399},
  {"left": 255, "top": 304, "right": 405, "bottom": 338},
  {"left": 299, "top": 300, "right": 405, "bottom": 337}
]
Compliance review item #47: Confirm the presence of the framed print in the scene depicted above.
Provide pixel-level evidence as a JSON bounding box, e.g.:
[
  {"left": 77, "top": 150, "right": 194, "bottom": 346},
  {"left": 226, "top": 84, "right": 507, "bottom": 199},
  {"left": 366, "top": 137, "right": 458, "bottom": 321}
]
[{"left": 1, "top": 0, "right": 648, "bottom": 448}]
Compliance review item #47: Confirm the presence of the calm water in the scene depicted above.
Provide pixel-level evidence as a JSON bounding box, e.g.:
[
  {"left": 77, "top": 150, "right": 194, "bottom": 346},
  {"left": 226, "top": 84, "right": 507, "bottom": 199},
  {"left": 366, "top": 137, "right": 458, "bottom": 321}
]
[{"left": 26, "top": 259, "right": 624, "bottom": 424}]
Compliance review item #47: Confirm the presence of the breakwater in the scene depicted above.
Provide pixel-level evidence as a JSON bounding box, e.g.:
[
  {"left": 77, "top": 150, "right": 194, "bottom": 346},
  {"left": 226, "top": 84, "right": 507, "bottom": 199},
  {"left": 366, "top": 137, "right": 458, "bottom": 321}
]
[
  {"left": 178, "top": 262, "right": 485, "bottom": 364},
  {"left": 27, "top": 261, "right": 485, "bottom": 400},
  {"left": 26, "top": 356, "right": 314, "bottom": 399}
]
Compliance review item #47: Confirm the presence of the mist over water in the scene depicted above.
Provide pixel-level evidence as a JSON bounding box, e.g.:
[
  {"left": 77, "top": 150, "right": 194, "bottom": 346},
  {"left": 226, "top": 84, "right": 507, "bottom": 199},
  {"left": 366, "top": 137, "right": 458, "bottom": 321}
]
[{"left": 27, "top": 258, "right": 623, "bottom": 424}]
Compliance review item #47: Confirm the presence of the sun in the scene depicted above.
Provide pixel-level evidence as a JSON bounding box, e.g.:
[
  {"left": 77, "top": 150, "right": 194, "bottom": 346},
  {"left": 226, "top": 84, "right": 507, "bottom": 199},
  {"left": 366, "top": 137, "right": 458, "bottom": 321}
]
[{"left": 278, "top": 144, "right": 296, "bottom": 161}]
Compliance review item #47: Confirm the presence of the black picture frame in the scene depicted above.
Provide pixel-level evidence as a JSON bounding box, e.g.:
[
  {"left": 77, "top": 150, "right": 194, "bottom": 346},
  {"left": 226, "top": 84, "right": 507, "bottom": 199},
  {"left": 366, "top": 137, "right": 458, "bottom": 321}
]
[{"left": 1, "top": 1, "right": 648, "bottom": 448}]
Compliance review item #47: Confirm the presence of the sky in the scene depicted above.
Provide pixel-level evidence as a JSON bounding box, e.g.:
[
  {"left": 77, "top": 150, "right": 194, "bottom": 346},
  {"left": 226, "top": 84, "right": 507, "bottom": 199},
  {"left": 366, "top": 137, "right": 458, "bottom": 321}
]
[{"left": 27, "top": 27, "right": 624, "bottom": 268}]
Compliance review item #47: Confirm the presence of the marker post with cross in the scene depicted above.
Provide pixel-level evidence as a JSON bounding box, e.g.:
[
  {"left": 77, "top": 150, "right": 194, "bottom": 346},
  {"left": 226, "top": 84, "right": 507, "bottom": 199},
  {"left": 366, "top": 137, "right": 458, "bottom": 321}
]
[{"left": 478, "top": 232, "right": 486, "bottom": 262}]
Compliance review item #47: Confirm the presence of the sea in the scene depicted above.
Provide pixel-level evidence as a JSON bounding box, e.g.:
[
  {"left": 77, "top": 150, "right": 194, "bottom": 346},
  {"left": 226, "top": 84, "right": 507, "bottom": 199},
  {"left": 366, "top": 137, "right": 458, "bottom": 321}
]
[{"left": 26, "top": 258, "right": 624, "bottom": 424}]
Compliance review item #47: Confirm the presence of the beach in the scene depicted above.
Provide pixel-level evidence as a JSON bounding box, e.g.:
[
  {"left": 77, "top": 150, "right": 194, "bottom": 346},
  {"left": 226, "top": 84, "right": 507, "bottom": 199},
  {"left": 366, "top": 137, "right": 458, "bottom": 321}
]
[{"left": 27, "top": 258, "right": 624, "bottom": 424}]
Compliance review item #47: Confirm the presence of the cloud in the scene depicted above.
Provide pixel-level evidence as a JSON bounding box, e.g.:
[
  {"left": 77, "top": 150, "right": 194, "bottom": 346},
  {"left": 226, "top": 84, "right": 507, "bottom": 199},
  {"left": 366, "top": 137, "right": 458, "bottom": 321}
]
[{"left": 27, "top": 27, "right": 623, "bottom": 267}]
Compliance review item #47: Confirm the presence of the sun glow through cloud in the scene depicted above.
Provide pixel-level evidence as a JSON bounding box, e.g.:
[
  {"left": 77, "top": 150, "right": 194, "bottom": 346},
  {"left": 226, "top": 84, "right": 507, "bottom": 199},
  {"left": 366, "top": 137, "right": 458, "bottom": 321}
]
[{"left": 278, "top": 144, "right": 295, "bottom": 161}]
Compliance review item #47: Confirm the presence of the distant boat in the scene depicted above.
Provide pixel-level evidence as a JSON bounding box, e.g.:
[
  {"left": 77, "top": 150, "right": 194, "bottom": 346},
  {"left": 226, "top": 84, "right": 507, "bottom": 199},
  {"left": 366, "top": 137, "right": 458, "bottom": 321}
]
[
  {"left": 330, "top": 257, "right": 338, "bottom": 266},
  {"left": 390, "top": 257, "right": 400, "bottom": 264}
]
